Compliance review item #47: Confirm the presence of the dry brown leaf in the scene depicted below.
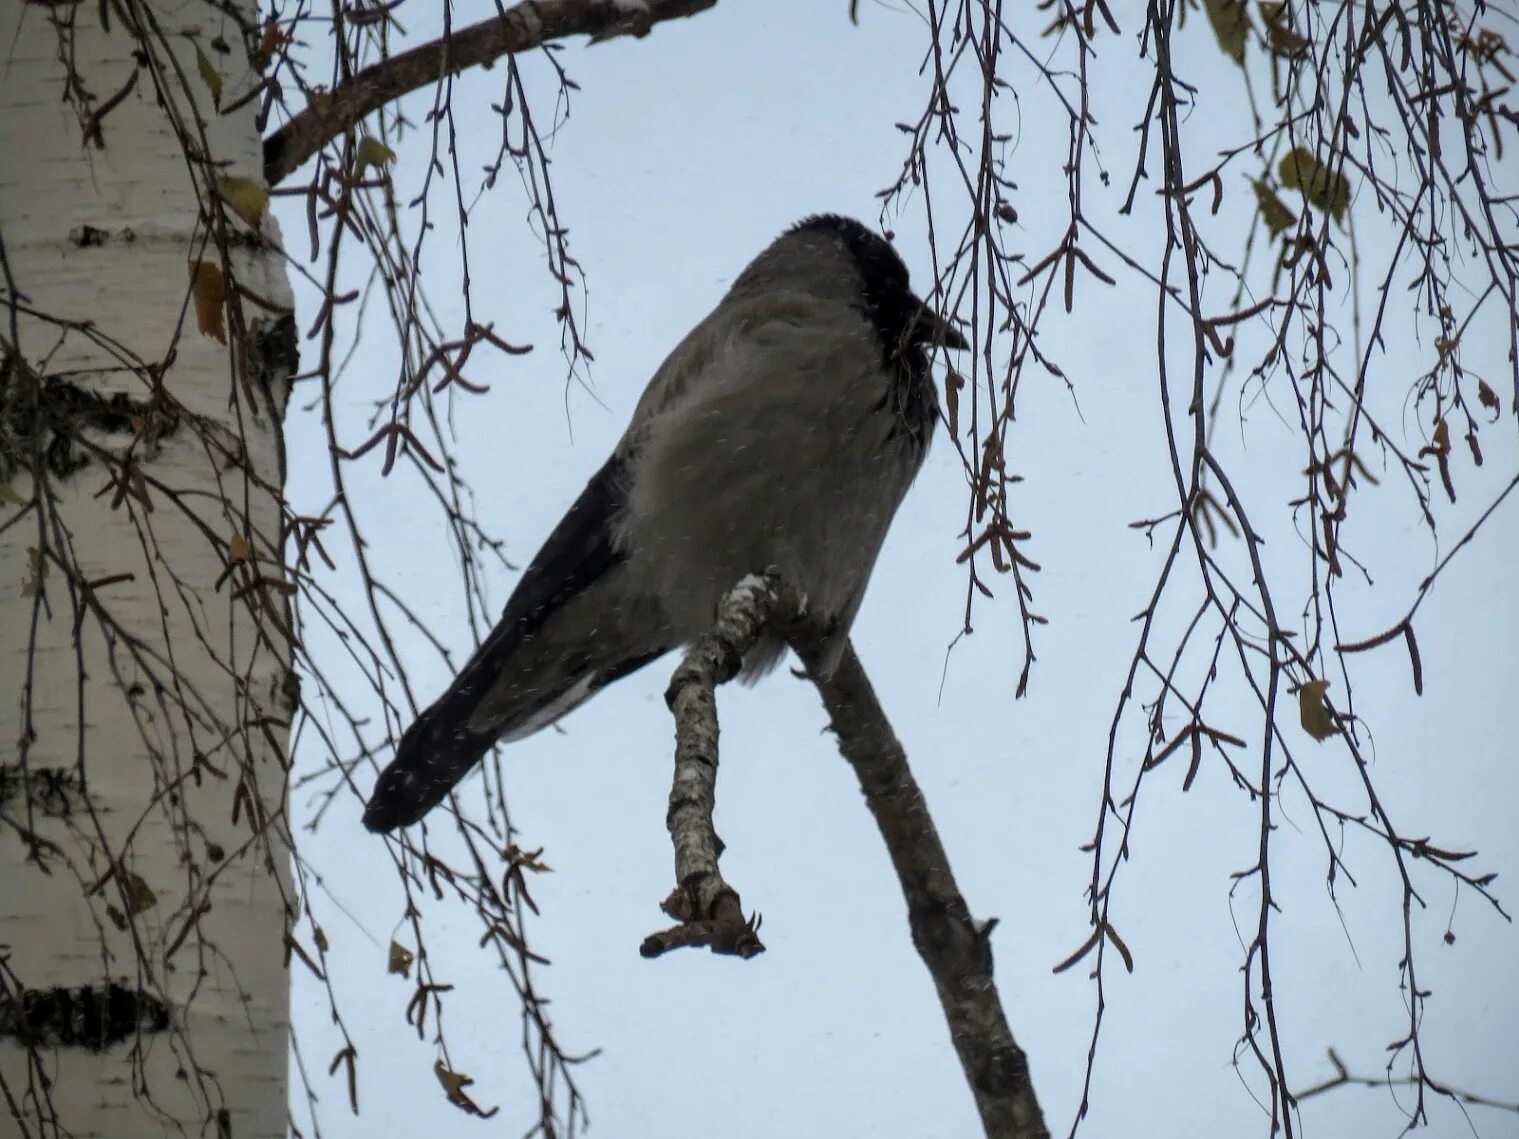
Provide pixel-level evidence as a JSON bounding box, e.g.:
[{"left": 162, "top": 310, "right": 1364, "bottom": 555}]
[
  {"left": 1430, "top": 416, "right": 1451, "bottom": 454},
  {"left": 190, "top": 260, "right": 227, "bottom": 342},
  {"left": 1477, "top": 379, "right": 1500, "bottom": 416},
  {"left": 388, "top": 941, "right": 414, "bottom": 978},
  {"left": 254, "top": 17, "right": 292, "bottom": 71}
]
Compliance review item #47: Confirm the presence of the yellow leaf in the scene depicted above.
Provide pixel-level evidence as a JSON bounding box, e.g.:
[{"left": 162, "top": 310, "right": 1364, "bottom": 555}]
[
  {"left": 1251, "top": 178, "right": 1297, "bottom": 238},
  {"left": 1278, "top": 147, "right": 1350, "bottom": 222},
  {"left": 504, "top": 844, "right": 552, "bottom": 873},
  {"left": 434, "top": 1060, "right": 472, "bottom": 1104},
  {"left": 216, "top": 176, "right": 269, "bottom": 229},
  {"left": 1204, "top": 0, "right": 1250, "bottom": 66},
  {"left": 313, "top": 926, "right": 329, "bottom": 952},
  {"left": 1260, "top": 2, "right": 1309, "bottom": 58},
  {"left": 430, "top": 1058, "right": 496, "bottom": 1116},
  {"left": 123, "top": 871, "right": 157, "bottom": 915},
  {"left": 0, "top": 483, "right": 25, "bottom": 507},
  {"left": 189, "top": 260, "right": 227, "bottom": 343},
  {"left": 192, "top": 40, "right": 223, "bottom": 111},
  {"left": 387, "top": 940, "right": 414, "bottom": 978},
  {"left": 353, "top": 136, "right": 395, "bottom": 177},
  {"left": 1267, "top": 25, "right": 1309, "bottom": 57},
  {"left": 1297, "top": 679, "right": 1339, "bottom": 741},
  {"left": 228, "top": 533, "right": 252, "bottom": 563},
  {"left": 1477, "top": 379, "right": 1500, "bottom": 416}
]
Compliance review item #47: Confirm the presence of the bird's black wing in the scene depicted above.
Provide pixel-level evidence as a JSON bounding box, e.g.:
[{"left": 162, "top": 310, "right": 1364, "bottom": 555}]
[
  {"left": 478, "top": 452, "right": 629, "bottom": 651},
  {"left": 362, "top": 454, "right": 630, "bottom": 832}
]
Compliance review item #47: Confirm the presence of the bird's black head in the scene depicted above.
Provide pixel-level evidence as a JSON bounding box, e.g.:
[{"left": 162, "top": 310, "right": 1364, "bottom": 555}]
[{"left": 787, "top": 214, "right": 966, "bottom": 360}]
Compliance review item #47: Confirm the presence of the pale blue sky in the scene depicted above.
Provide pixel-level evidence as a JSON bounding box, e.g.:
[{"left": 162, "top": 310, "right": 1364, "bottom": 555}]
[{"left": 279, "top": 3, "right": 1519, "bottom": 1136}]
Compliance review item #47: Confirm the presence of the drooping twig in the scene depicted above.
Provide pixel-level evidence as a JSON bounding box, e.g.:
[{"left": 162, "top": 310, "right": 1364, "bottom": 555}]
[
  {"left": 646, "top": 572, "right": 1048, "bottom": 1138},
  {"left": 1294, "top": 1048, "right": 1519, "bottom": 1115},
  {"left": 263, "top": 0, "right": 719, "bottom": 185}
]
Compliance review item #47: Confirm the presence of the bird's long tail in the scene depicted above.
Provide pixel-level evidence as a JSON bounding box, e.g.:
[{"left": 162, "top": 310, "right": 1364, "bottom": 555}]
[
  {"left": 360, "top": 452, "right": 687, "bottom": 832},
  {"left": 360, "top": 696, "right": 496, "bottom": 833},
  {"left": 361, "top": 622, "right": 670, "bottom": 832}
]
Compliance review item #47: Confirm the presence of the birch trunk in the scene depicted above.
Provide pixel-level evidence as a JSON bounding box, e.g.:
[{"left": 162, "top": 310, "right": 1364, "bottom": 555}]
[{"left": 1, "top": 3, "right": 294, "bottom": 1136}]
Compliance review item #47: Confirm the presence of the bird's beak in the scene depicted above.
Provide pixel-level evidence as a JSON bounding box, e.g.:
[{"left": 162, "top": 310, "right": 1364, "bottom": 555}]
[{"left": 911, "top": 302, "right": 969, "bottom": 351}]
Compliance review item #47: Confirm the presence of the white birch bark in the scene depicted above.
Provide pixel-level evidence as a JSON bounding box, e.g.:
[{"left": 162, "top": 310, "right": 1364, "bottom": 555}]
[{"left": 1, "top": 3, "right": 293, "bottom": 1136}]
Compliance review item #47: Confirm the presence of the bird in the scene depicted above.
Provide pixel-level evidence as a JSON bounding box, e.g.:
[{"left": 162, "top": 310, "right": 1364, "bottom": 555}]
[{"left": 362, "top": 214, "right": 967, "bottom": 832}]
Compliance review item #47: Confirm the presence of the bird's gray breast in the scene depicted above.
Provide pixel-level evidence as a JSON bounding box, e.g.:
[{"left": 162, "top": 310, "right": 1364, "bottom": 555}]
[{"left": 614, "top": 300, "right": 934, "bottom": 648}]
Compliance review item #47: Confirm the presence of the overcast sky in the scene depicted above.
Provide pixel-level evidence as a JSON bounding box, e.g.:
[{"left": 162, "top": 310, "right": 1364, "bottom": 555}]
[{"left": 278, "top": 3, "right": 1519, "bottom": 1137}]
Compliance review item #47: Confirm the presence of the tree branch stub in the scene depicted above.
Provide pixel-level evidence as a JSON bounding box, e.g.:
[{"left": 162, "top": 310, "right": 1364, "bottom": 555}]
[{"left": 642, "top": 572, "right": 796, "bottom": 959}]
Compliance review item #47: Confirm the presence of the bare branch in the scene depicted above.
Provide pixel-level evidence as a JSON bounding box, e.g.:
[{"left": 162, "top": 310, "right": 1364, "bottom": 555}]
[
  {"left": 263, "top": 0, "right": 718, "bottom": 185},
  {"left": 1295, "top": 1048, "right": 1519, "bottom": 1115},
  {"left": 799, "top": 634, "right": 1048, "bottom": 1139}
]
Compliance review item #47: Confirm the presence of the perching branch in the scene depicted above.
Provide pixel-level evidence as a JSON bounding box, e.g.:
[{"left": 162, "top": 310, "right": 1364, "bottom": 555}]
[
  {"left": 647, "top": 572, "right": 1048, "bottom": 1139},
  {"left": 262, "top": 0, "right": 718, "bottom": 185},
  {"left": 641, "top": 573, "right": 789, "bottom": 959}
]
